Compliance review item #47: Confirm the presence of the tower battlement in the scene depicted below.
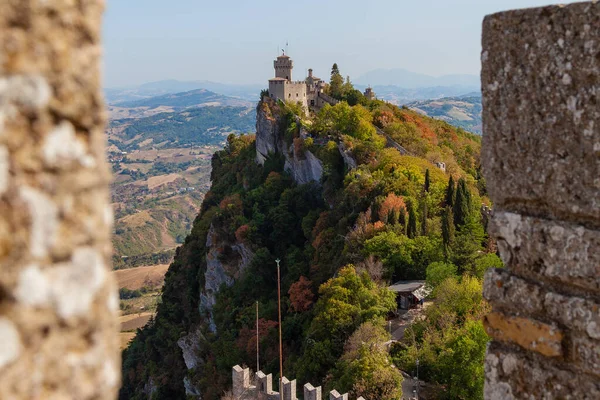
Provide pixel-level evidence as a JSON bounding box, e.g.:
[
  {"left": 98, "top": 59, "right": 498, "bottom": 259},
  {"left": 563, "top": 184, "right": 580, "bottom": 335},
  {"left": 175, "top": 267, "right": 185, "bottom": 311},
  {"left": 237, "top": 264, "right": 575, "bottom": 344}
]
[{"left": 232, "top": 365, "right": 365, "bottom": 400}]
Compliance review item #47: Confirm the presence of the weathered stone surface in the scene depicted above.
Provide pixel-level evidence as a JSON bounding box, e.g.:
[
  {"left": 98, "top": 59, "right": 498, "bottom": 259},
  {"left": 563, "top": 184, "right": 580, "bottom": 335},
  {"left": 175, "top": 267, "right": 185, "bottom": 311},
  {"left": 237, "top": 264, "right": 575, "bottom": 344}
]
[
  {"left": 570, "top": 334, "right": 600, "bottom": 377},
  {"left": 0, "top": 1, "right": 120, "bottom": 399},
  {"left": 490, "top": 211, "right": 600, "bottom": 292},
  {"left": 485, "top": 343, "right": 600, "bottom": 400},
  {"left": 481, "top": 2, "right": 600, "bottom": 226},
  {"left": 545, "top": 292, "right": 600, "bottom": 340},
  {"left": 484, "top": 312, "right": 563, "bottom": 357},
  {"left": 482, "top": 3, "right": 600, "bottom": 398},
  {"left": 483, "top": 268, "right": 544, "bottom": 316}
]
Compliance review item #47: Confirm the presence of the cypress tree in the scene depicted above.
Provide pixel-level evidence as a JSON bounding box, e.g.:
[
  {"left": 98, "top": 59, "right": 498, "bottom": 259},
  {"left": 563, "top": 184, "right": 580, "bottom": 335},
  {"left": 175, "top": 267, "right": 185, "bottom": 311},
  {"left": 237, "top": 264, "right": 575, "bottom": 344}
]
[
  {"left": 398, "top": 207, "right": 407, "bottom": 233},
  {"left": 453, "top": 178, "right": 471, "bottom": 228},
  {"left": 441, "top": 206, "right": 455, "bottom": 258},
  {"left": 421, "top": 197, "right": 428, "bottom": 236},
  {"left": 407, "top": 203, "right": 417, "bottom": 239},
  {"left": 445, "top": 175, "right": 455, "bottom": 207},
  {"left": 424, "top": 169, "right": 431, "bottom": 193}
]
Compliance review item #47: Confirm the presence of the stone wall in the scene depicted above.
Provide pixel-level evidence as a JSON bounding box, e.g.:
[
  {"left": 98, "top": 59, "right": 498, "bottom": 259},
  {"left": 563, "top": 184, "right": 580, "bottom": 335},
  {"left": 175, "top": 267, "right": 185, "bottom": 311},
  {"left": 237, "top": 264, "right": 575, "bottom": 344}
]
[
  {"left": 481, "top": 2, "right": 600, "bottom": 399},
  {"left": 232, "top": 366, "right": 364, "bottom": 400},
  {"left": 0, "top": 1, "right": 120, "bottom": 399}
]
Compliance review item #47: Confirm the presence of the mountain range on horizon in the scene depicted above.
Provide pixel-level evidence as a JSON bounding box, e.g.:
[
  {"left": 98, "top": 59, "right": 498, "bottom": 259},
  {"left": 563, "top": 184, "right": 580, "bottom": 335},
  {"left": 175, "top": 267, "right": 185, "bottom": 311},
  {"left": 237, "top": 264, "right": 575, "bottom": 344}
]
[{"left": 105, "top": 67, "right": 480, "bottom": 104}]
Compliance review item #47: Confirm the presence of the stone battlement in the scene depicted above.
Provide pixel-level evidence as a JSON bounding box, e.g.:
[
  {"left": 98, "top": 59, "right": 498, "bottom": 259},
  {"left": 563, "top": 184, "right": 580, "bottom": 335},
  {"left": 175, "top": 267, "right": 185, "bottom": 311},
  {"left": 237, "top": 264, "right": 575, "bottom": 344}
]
[{"left": 232, "top": 366, "right": 365, "bottom": 400}]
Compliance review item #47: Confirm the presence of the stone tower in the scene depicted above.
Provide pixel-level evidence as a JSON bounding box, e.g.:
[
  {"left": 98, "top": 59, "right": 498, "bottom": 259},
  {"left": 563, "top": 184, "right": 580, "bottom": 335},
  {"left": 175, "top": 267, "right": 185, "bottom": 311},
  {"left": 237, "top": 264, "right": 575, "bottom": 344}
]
[{"left": 274, "top": 53, "right": 293, "bottom": 80}]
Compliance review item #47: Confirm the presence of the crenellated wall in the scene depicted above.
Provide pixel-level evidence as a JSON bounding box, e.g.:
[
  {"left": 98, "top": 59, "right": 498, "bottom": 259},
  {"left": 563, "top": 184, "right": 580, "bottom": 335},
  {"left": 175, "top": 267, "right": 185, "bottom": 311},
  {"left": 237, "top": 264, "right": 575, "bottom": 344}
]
[
  {"left": 232, "top": 366, "right": 365, "bottom": 400},
  {"left": 481, "top": 2, "right": 600, "bottom": 399}
]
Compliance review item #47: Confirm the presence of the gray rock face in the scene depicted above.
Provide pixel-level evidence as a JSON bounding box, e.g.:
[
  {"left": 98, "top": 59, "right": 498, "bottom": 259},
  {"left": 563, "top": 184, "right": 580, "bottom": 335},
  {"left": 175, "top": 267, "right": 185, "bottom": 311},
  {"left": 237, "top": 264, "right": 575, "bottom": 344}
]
[
  {"left": 337, "top": 142, "right": 357, "bottom": 170},
  {"left": 199, "top": 224, "right": 254, "bottom": 333},
  {"left": 284, "top": 143, "right": 324, "bottom": 185},
  {"left": 177, "top": 328, "right": 204, "bottom": 370},
  {"left": 481, "top": 2, "right": 600, "bottom": 227},
  {"left": 255, "top": 99, "right": 324, "bottom": 184},
  {"left": 184, "top": 377, "right": 202, "bottom": 397},
  {"left": 255, "top": 101, "right": 283, "bottom": 165}
]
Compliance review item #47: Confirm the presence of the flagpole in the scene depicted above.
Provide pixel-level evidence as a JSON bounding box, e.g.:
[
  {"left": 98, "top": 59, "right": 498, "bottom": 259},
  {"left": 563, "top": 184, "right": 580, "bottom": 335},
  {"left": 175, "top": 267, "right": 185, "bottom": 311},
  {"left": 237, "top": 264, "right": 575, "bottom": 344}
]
[
  {"left": 256, "top": 301, "right": 259, "bottom": 373},
  {"left": 276, "top": 258, "right": 283, "bottom": 392}
]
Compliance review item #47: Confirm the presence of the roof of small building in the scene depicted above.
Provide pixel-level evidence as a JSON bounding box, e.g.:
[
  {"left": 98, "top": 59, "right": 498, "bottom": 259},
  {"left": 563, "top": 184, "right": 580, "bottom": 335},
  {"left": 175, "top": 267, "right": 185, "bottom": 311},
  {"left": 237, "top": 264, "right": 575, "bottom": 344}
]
[
  {"left": 277, "top": 54, "right": 290, "bottom": 59},
  {"left": 388, "top": 280, "right": 426, "bottom": 293}
]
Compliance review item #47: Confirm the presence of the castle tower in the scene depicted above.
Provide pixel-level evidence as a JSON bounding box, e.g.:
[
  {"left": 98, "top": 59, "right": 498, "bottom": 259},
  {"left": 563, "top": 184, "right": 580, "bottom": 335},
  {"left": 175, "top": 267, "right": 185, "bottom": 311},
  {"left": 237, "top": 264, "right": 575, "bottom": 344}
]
[{"left": 274, "top": 53, "right": 293, "bottom": 80}]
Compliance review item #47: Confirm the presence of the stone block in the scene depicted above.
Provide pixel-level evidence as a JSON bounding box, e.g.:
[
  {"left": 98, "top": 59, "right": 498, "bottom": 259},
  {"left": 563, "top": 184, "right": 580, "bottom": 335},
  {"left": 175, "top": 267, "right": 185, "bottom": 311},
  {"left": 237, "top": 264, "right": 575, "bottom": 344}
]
[
  {"left": 483, "top": 268, "right": 544, "bottom": 316},
  {"left": 304, "top": 383, "right": 322, "bottom": 400},
  {"left": 570, "top": 334, "right": 600, "bottom": 377},
  {"left": 544, "top": 292, "right": 600, "bottom": 339},
  {"left": 483, "top": 312, "right": 563, "bottom": 357},
  {"left": 485, "top": 343, "right": 600, "bottom": 399},
  {"left": 481, "top": 2, "right": 600, "bottom": 226},
  {"left": 490, "top": 212, "right": 600, "bottom": 292},
  {"left": 281, "top": 376, "right": 296, "bottom": 400},
  {"left": 257, "top": 371, "right": 273, "bottom": 394},
  {"left": 329, "top": 389, "right": 348, "bottom": 400},
  {"left": 232, "top": 365, "right": 250, "bottom": 397}
]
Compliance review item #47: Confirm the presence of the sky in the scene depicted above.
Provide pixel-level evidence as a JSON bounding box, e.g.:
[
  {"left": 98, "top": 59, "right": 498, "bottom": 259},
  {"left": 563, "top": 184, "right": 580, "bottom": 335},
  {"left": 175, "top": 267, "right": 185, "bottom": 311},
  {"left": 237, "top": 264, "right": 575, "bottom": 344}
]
[{"left": 103, "top": 0, "right": 579, "bottom": 88}]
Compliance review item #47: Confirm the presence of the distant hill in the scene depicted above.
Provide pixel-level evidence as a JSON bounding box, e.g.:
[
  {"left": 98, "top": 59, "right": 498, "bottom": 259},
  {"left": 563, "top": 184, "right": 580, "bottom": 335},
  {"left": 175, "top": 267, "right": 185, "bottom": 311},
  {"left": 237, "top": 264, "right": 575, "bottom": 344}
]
[
  {"left": 363, "top": 85, "right": 480, "bottom": 105},
  {"left": 118, "top": 88, "right": 252, "bottom": 109},
  {"left": 355, "top": 68, "right": 480, "bottom": 89},
  {"left": 105, "top": 80, "right": 263, "bottom": 104},
  {"left": 109, "top": 106, "right": 256, "bottom": 150},
  {"left": 406, "top": 94, "right": 482, "bottom": 134}
]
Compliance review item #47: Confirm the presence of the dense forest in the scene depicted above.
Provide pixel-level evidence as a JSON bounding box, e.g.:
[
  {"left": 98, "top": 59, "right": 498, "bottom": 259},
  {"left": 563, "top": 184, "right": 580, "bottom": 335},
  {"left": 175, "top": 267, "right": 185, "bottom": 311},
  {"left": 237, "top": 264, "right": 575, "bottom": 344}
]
[{"left": 120, "top": 65, "right": 497, "bottom": 400}]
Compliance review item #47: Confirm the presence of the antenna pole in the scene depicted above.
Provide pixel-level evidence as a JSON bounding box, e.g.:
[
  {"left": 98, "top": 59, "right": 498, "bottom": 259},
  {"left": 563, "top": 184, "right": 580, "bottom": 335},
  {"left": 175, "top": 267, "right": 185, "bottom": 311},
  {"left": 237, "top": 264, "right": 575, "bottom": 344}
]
[
  {"left": 256, "top": 301, "right": 260, "bottom": 373},
  {"left": 276, "top": 258, "right": 283, "bottom": 392}
]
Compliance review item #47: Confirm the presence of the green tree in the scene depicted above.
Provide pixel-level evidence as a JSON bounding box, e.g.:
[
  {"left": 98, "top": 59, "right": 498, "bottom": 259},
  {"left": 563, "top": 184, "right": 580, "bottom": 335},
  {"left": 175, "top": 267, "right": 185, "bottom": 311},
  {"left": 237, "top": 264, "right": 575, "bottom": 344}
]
[
  {"left": 424, "top": 169, "right": 431, "bottom": 193},
  {"left": 426, "top": 262, "right": 458, "bottom": 292},
  {"left": 420, "top": 196, "right": 428, "bottom": 236},
  {"left": 452, "top": 178, "right": 471, "bottom": 228},
  {"left": 332, "top": 322, "right": 403, "bottom": 400},
  {"left": 444, "top": 176, "right": 455, "bottom": 207},
  {"left": 472, "top": 253, "right": 503, "bottom": 279},
  {"left": 441, "top": 206, "right": 455, "bottom": 257},
  {"left": 330, "top": 63, "right": 344, "bottom": 99},
  {"left": 407, "top": 203, "right": 417, "bottom": 239},
  {"left": 298, "top": 266, "right": 396, "bottom": 382}
]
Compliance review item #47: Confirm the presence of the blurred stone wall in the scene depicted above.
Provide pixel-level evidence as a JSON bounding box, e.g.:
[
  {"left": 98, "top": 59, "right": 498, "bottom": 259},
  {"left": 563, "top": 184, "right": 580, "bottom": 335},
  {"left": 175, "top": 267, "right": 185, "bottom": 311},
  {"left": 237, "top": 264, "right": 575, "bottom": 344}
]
[
  {"left": 0, "top": 1, "right": 120, "bottom": 398},
  {"left": 481, "top": 2, "right": 600, "bottom": 399}
]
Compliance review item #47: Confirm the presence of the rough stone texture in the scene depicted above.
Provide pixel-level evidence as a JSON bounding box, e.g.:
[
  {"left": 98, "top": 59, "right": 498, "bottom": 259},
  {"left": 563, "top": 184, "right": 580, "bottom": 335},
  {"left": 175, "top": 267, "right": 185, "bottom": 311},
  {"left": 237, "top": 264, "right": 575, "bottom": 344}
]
[
  {"left": 481, "top": 1, "right": 600, "bottom": 228},
  {"left": 484, "top": 312, "right": 563, "bottom": 357},
  {"left": 485, "top": 343, "right": 600, "bottom": 400},
  {"left": 0, "top": 1, "right": 120, "bottom": 398},
  {"left": 482, "top": 2, "right": 600, "bottom": 398},
  {"left": 490, "top": 211, "right": 600, "bottom": 292}
]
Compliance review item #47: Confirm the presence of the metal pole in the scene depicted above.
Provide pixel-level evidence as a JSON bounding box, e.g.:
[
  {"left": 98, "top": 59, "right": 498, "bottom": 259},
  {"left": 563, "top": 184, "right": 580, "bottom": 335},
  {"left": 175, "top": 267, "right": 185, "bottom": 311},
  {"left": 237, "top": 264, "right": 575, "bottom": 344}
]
[
  {"left": 416, "top": 359, "right": 420, "bottom": 399},
  {"left": 276, "top": 258, "right": 283, "bottom": 393},
  {"left": 256, "top": 301, "right": 259, "bottom": 373}
]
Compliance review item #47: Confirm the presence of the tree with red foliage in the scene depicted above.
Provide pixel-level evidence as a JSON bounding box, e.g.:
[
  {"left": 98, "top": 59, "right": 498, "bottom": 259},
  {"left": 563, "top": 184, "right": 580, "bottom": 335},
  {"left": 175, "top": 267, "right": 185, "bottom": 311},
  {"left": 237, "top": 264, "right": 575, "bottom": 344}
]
[
  {"left": 288, "top": 276, "right": 315, "bottom": 312},
  {"left": 236, "top": 318, "right": 278, "bottom": 358}
]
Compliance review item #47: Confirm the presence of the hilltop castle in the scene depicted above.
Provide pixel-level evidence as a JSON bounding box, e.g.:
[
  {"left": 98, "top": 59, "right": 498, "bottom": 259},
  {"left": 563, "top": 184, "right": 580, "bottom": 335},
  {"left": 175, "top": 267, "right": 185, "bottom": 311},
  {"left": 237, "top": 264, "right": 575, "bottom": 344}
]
[{"left": 267, "top": 52, "right": 374, "bottom": 111}]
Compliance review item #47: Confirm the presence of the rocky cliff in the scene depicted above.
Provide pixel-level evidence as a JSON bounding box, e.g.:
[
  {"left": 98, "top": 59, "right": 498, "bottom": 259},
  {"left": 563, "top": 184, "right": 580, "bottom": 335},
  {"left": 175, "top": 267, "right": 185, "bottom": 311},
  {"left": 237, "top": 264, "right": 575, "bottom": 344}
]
[{"left": 255, "top": 98, "right": 324, "bottom": 184}]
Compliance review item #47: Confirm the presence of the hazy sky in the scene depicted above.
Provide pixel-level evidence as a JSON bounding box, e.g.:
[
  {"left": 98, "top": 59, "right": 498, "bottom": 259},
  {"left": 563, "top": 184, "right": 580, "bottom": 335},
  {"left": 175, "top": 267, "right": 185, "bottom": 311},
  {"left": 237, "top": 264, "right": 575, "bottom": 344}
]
[{"left": 103, "top": 0, "right": 578, "bottom": 88}]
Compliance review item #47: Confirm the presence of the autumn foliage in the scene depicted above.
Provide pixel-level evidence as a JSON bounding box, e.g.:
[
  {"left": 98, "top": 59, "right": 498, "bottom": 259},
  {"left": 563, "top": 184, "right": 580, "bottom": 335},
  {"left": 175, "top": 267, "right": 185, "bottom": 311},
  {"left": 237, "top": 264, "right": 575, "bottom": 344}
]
[{"left": 289, "top": 276, "right": 315, "bottom": 312}]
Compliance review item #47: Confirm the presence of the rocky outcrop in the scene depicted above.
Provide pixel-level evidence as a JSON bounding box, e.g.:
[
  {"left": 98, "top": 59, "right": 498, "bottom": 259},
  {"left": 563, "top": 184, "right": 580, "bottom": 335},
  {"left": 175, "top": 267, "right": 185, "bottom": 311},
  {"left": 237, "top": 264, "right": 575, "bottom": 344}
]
[
  {"left": 255, "top": 100, "right": 284, "bottom": 165},
  {"left": 338, "top": 142, "right": 358, "bottom": 170},
  {"left": 199, "top": 224, "right": 254, "bottom": 333},
  {"left": 256, "top": 99, "right": 324, "bottom": 184}
]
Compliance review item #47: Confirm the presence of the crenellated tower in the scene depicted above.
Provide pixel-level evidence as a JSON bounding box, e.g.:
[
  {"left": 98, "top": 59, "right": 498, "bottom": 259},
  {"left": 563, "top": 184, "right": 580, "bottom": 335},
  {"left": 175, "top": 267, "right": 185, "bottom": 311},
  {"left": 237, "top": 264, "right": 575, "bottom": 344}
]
[{"left": 274, "top": 53, "right": 293, "bottom": 80}]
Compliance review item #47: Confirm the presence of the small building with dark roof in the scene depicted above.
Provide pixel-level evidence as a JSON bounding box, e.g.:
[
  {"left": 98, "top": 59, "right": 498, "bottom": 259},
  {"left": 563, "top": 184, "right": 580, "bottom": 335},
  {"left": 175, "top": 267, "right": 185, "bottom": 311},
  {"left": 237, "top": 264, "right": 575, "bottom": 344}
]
[{"left": 388, "top": 280, "right": 430, "bottom": 310}]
